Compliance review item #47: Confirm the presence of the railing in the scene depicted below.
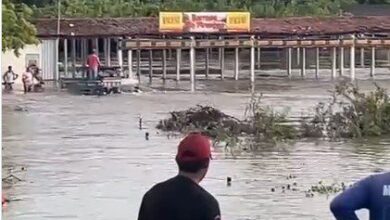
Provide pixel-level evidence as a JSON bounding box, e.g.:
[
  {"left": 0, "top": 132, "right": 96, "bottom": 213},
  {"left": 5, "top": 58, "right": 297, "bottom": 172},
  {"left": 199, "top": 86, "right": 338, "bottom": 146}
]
[{"left": 123, "top": 38, "right": 390, "bottom": 50}]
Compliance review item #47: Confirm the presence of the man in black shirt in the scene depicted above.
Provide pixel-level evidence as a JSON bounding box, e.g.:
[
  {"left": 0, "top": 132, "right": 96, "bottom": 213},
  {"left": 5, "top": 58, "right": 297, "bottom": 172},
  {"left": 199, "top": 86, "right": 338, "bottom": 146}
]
[{"left": 138, "top": 132, "right": 221, "bottom": 220}]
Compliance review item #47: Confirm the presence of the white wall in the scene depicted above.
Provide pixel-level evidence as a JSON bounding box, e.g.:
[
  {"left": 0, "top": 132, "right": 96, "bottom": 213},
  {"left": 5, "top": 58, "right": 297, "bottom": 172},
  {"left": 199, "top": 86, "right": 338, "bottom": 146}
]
[{"left": 1, "top": 44, "right": 42, "bottom": 85}]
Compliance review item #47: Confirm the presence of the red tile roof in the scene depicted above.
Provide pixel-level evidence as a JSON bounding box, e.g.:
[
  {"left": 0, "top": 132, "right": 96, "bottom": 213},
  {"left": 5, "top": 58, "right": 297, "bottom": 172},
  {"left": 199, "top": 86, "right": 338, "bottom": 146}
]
[{"left": 35, "top": 16, "right": 390, "bottom": 38}]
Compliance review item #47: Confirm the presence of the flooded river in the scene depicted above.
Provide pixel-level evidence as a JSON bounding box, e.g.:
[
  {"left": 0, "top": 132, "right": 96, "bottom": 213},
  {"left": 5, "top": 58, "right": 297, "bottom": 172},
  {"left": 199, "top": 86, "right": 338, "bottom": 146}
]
[{"left": 2, "top": 77, "right": 390, "bottom": 220}]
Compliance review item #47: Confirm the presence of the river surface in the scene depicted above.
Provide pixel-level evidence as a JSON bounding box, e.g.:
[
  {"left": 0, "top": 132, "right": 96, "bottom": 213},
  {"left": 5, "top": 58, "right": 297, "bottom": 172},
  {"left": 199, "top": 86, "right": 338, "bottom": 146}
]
[{"left": 2, "top": 76, "right": 390, "bottom": 220}]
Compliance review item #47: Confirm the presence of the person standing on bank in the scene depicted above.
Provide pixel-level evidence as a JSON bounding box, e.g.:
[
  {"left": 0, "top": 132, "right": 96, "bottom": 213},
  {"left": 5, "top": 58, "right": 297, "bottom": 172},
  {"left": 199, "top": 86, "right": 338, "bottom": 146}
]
[
  {"left": 86, "top": 49, "right": 101, "bottom": 79},
  {"left": 330, "top": 171, "right": 390, "bottom": 220},
  {"left": 138, "top": 132, "right": 221, "bottom": 220}
]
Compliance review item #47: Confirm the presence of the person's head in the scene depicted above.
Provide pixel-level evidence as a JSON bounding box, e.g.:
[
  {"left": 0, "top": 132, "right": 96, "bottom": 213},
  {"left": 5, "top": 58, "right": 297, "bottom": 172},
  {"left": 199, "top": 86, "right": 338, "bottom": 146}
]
[
  {"left": 92, "top": 49, "right": 96, "bottom": 54},
  {"left": 176, "top": 132, "right": 212, "bottom": 183},
  {"left": 8, "top": 66, "right": 12, "bottom": 70}
]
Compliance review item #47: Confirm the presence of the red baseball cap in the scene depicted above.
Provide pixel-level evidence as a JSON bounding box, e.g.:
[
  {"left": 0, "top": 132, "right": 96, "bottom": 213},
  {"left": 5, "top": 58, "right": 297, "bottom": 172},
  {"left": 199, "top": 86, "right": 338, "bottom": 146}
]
[{"left": 176, "top": 132, "right": 212, "bottom": 162}]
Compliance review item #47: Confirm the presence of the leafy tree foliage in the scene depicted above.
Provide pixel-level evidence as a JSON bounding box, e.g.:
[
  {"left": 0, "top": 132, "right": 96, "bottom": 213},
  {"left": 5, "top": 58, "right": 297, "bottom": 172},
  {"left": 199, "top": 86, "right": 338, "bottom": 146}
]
[
  {"left": 24, "top": 0, "right": 366, "bottom": 18},
  {"left": 2, "top": 0, "right": 38, "bottom": 56}
]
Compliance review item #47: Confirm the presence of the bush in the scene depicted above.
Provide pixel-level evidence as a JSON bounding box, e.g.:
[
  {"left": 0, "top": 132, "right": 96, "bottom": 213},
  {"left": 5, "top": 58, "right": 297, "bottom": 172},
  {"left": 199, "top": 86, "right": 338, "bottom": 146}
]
[{"left": 302, "top": 81, "right": 390, "bottom": 139}]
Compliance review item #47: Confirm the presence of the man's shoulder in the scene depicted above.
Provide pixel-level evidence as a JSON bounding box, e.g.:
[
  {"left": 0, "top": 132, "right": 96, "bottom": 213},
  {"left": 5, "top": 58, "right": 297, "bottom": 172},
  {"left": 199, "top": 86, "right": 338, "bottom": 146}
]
[
  {"left": 199, "top": 187, "right": 219, "bottom": 206},
  {"left": 144, "top": 177, "right": 177, "bottom": 195}
]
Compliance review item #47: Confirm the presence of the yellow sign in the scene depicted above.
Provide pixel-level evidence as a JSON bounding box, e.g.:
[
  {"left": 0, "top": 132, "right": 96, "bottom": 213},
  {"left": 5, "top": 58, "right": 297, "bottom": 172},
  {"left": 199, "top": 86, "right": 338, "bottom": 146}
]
[
  {"left": 159, "top": 12, "right": 251, "bottom": 33},
  {"left": 226, "top": 12, "right": 250, "bottom": 32},
  {"left": 159, "top": 12, "right": 183, "bottom": 32}
]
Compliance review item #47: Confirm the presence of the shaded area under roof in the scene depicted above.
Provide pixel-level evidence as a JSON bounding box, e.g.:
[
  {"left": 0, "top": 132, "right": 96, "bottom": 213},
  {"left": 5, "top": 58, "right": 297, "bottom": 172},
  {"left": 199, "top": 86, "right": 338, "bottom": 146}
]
[{"left": 36, "top": 16, "right": 390, "bottom": 38}]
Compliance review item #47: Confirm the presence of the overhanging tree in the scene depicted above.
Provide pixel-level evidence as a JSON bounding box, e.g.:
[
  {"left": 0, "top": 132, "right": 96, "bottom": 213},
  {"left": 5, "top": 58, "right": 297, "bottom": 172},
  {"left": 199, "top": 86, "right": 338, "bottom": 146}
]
[{"left": 2, "top": 0, "right": 38, "bottom": 56}]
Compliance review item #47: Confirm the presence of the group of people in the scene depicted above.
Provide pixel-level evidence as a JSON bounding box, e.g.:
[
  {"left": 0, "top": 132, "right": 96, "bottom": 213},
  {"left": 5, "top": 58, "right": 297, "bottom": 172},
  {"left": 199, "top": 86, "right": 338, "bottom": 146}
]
[
  {"left": 138, "top": 132, "right": 389, "bottom": 220},
  {"left": 2, "top": 65, "right": 44, "bottom": 93}
]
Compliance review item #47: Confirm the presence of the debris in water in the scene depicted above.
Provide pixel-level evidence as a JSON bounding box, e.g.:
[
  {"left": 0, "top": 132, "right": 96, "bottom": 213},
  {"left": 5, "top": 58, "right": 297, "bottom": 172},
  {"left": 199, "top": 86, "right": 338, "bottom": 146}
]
[
  {"left": 14, "top": 106, "right": 27, "bottom": 112},
  {"left": 139, "top": 115, "right": 143, "bottom": 130},
  {"left": 227, "top": 177, "right": 232, "bottom": 186},
  {"left": 145, "top": 132, "right": 149, "bottom": 140}
]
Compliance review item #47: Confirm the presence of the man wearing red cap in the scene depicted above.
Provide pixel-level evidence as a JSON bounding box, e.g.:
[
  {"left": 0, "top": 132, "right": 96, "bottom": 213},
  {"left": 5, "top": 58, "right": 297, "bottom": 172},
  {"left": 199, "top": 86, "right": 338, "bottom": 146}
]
[{"left": 138, "top": 132, "right": 221, "bottom": 220}]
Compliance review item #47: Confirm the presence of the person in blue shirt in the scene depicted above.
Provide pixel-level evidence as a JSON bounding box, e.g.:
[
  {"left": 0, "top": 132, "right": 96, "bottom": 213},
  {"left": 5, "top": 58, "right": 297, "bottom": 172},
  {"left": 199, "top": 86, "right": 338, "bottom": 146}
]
[{"left": 330, "top": 172, "right": 390, "bottom": 220}]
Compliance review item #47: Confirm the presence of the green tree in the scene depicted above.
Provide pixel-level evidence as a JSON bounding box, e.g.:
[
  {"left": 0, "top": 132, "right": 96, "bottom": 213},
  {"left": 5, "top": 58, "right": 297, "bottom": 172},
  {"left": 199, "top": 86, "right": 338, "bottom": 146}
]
[{"left": 2, "top": 0, "right": 38, "bottom": 56}]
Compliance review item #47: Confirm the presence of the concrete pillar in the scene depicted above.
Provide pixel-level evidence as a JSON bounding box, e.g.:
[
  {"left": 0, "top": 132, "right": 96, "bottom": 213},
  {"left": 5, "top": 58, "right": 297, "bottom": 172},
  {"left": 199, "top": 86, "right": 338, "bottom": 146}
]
[
  {"left": 136, "top": 49, "right": 141, "bottom": 83},
  {"left": 360, "top": 48, "right": 365, "bottom": 68},
  {"left": 234, "top": 47, "right": 239, "bottom": 80},
  {"left": 315, "top": 47, "right": 319, "bottom": 79},
  {"left": 332, "top": 47, "right": 337, "bottom": 79},
  {"left": 64, "top": 39, "right": 68, "bottom": 77},
  {"left": 107, "top": 38, "right": 111, "bottom": 66},
  {"left": 220, "top": 48, "right": 225, "bottom": 79},
  {"left": 287, "top": 48, "right": 292, "bottom": 78},
  {"left": 55, "top": 38, "right": 60, "bottom": 82},
  {"left": 296, "top": 47, "right": 300, "bottom": 66},
  {"left": 128, "top": 49, "right": 133, "bottom": 79},
  {"left": 176, "top": 48, "right": 181, "bottom": 81},
  {"left": 250, "top": 36, "right": 255, "bottom": 83},
  {"left": 300, "top": 48, "right": 306, "bottom": 78},
  {"left": 350, "top": 35, "right": 355, "bottom": 80},
  {"left": 117, "top": 38, "right": 123, "bottom": 77},
  {"left": 190, "top": 36, "right": 196, "bottom": 92},
  {"left": 162, "top": 49, "right": 167, "bottom": 80},
  {"left": 339, "top": 47, "right": 344, "bottom": 76},
  {"left": 388, "top": 49, "right": 390, "bottom": 65},
  {"left": 370, "top": 47, "right": 375, "bottom": 78},
  {"left": 205, "top": 48, "right": 209, "bottom": 78},
  {"left": 95, "top": 38, "right": 99, "bottom": 55},
  {"left": 257, "top": 37, "right": 261, "bottom": 69},
  {"left": 104, "top": 38, "right": 111, "bottom": 66},
  {"left": 103, "top": 38, "right": 107, "bottom": 65},
  {"left": 72, "top": 39, "right": 76, "bottom": 78},
  {"left": 80, "top": 39, "right": 85, "bottom": 62},
  {"left": 148, "top": 50, "right": 153, "bottom": 82}
]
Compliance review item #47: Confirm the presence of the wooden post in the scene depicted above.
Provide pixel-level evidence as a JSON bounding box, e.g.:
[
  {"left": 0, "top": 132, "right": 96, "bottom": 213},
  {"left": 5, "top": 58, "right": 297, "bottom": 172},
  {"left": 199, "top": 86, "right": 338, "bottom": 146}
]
[
  {"left": 360, "top": 48, "right": 365, "bottom": 68},
  {"left": 350, "top": 35, "right": 355, "bottom": 80},
  {"left": 315, "top": 47, "right": 320, "bottom": 79},
  {"left": 339, "top": 47, "right": 344, "bottom": 76},
  {"left": 72, "top": 39, "right": 76, "bottom": 78},
  {"left": 136, "top": 49, "right": 141, "bottom": 83},
  {"left": 176, "top": 48, "right": 181, "bottom": 81},
  {"left": 234, "top": 47, "right": 239, "bottom": 80},
  {"left": 287, "top": 48, "right": 292, "bottom": 78},
  {"left": 301, "top": 48, "right": 306, "bottom": 78},
  {"left": 64, "top": 38, "right": 68, "bottom": 77},
  {"left": 205, "top": 48, "right": 210, "bottom": 78},
  {"left": 190, "top": 36, "right": 196, "bottom": 92},
  {"left": 332, "top": 47, "right": 337, "bottom": 79},
  {"left": 370, "top": 47, "right": 375, "bottom": 78},
  {"left": 250, "top": 36, "right": 255, "bottom": 83},
  {"left": 117, "top": 37, "right": 123, "bottom": 77},
  {"left": 149, "top": 50, "right": 153, "bottom": 82},
  {"left": 162, "top": 49, "right": 167, "bottom": 80}
]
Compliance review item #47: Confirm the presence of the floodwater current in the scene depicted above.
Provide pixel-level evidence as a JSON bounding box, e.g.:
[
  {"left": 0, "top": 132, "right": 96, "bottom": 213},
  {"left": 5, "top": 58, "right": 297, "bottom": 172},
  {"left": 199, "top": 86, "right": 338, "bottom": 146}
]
[{"left": 2, "top": 74, "right": 390, "bottom": 220}]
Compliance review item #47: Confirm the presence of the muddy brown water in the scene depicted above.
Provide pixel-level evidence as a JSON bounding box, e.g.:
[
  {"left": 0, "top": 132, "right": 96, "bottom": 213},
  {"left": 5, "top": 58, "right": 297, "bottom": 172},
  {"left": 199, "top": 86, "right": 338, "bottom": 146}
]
[{"left": 2, "top": 75, "right": 390, "bottom": 220}]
